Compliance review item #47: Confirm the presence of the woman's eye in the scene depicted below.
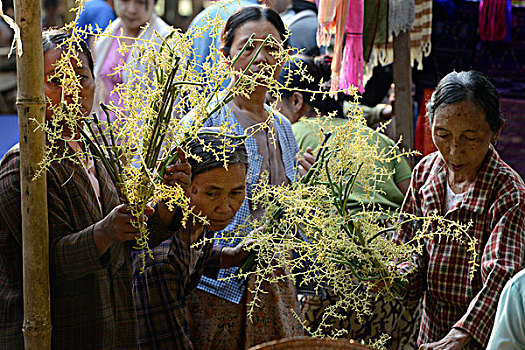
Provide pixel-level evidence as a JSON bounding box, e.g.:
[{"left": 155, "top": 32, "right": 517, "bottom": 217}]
[
  {"left": 206, "top": 192, "right": 218, "bottom": 197},
  {"left": 49, "top": 77, "right": 61, "bottom": 85},
  {"left": 267, "top": 44, "right": 278, "bottom": 53},
  {"left": 78, "top": 75, "right": 90, "bottom": 83}
]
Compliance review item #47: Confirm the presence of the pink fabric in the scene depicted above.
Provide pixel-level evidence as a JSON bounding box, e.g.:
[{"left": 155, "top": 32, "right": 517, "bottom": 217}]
[
  {"left": 479, "top": 0, "right": 508, "bottom": 41},
  {"left": 99, "top": 36, "right": 130, "bottom": 122},
  {"left": 339, "top": 0, "right": 364, "bottom": 93}
]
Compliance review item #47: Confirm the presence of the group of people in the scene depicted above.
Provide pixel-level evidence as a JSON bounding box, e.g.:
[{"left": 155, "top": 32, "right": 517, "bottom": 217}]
[{"left": 1, "top": 1, "right": 525, "bottom": 350}]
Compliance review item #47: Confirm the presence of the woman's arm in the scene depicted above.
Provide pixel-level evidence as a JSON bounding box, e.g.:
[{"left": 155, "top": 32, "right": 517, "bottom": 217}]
[
  {"left": 133, "top": 261, "right": 192, "bottom": 349},
  {"left": 451, "top": 198, "right": 525, "bottom": 347}
]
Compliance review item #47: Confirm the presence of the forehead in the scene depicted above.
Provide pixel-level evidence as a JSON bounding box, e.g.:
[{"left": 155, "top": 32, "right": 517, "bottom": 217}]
[
  {"left": 433, "top": 100, "right": 488, "bottom": 129},
  {"left": 192, "top": 164, "right": 247, "bottom": 187},
  {"left": 232, "top": 19, "right": 282, "bottom": 43},
  {"left": 44, "top": 48, "right": 91, "bottom": 72}
]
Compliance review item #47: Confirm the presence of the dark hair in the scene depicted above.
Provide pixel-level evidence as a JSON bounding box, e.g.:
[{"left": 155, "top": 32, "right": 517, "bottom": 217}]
[
  {"left": 427, "top": 70, "right": 503, "bottom": 132},
  {"left": 220, "top": 5, "right": 288, "bottom": 57},
  {"left": 275, "top": 56, "right": 344, "bottom": 118},
  {"left": 42, "top": 29, "right": 94, "bottom": 77},
  {"left": 187, "top": 128, "right": 249, "bottom": 180}
]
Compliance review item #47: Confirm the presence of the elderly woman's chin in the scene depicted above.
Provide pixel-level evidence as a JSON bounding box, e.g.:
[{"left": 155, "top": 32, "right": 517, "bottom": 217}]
[{"left": 207, "top": 218, "right": 233, "bottom": 232}]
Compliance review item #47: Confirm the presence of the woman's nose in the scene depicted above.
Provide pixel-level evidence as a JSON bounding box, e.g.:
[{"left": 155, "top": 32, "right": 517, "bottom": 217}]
[
  {"left": 128, "top": 1, "right": 139, "bottom": 13},
  {"left": 254, "top": 48, "right": 270, "bottom": 65},
  {"left": 449, "top": 138, "right": 464, "bottom": 156},
  {"left": 215, "top": 199, "right": 233, "bottom": 215}
]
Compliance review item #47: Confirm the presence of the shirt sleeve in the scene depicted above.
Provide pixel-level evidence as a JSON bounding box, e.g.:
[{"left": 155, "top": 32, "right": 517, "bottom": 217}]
[
  {"left": 393, "top": 155, "right": 412, "bottom": 184},
  {"left": 133, "top": 262, "right": 192, "bottom": 350},
  {"left": 202, "top": 246, "right": 222, "bottom": 279},
  {"left": 146, "top": 205, "right": 178, "bottom": 249},
  {"left": 486, "top": 272, "right": 525, "bottom": 350},
  {"left": 454, "top": 198, "right": 525, "bottom": 347}
]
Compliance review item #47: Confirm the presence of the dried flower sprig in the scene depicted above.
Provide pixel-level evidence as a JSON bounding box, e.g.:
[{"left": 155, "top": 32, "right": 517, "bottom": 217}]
[{"left": 217, "top": 115, "right": 477, "bottom": 336}]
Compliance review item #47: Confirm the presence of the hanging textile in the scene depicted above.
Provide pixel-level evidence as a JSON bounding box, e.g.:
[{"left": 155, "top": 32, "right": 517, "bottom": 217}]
[
  {"left": 363, "top": 0, "right": 432, "bottom": 83},
  {"left": 390, "top": 0, "right": 415, "bottom": 36},
  {"left": 414, "top": 88, "right": 437, "bottom": 159},
  {"left": 362, "top": 0, "right": 389, "bottom": 65},
  {"left": 317, "top": 0, "right": 351, "bottom": 93},
  {"left": 479, "top": 0, "right": 511, "bottom": 41},
  {"left": 339, "top": 0, "right": 365, "bottom": 92}
]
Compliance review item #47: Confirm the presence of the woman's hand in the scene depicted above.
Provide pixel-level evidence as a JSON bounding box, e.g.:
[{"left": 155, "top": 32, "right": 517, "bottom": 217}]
[
  {"left": 221, "top": 245, "right": 251, "bottom": 269},
  {"left": 419, "top": 328, "right": 472, "bottom": 350},
  {"left": 93, "top": 204, "right": 154, "bottom": 256},
  {"left": 298, "top": 147, "right": 315, "bottom": 178},
  {"left": 158, "top": 147, "right": 192, "bottom": 226},
  {"left": 220, "top": 230, "right": 260, "bottom": 268},
  {"left": 162, "top": 147, "right": 191, "bottom": 191}
]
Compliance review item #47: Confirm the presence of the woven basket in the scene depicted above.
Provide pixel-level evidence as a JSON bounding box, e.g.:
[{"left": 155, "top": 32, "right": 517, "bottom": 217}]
[{"left": 248, "top": 337, "right": 373, "bottom": 350}]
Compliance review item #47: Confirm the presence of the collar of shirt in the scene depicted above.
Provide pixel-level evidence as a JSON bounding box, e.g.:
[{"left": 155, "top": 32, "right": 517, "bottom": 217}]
[{"left": 420, "top": 145, "right": 502, "bottom": 216}]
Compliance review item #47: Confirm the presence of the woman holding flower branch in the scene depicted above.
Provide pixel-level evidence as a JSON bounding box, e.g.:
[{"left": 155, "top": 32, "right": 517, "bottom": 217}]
[
  {"left": 183, "top": 5, "right": 304, "bottom": 349},
  {"left": 395, "top": 71, "right": 525, "bottom": 349},
  {"left": 132, "top": 131, "right": 255, "bottom": 350},
  {"left": 0, "top": 30, "right": 189, "bottom": 350}
]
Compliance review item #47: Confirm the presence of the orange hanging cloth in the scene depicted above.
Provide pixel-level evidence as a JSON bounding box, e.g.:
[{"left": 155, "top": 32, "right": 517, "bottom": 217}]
[{"left": 317, "top": 0, "right": 351, "bottom": 92}]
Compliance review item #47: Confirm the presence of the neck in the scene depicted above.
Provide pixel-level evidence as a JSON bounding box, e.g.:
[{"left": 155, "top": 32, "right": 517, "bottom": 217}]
[
  {"left": 232, "top": 92, "right": 268, "bottom": 123},
  {"left": 122, "top": 26, "right": 141, "bottom": 38},
  {"left": 303, "top": 107, "right": 317, "bottom": 119}
]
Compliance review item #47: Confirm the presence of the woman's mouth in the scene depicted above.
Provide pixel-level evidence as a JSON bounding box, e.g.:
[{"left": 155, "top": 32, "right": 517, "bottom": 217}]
[
  {"left": 448, "top": 162, "right": 466, "bottom": 172},
  {"left": 210, "top": 218, "right": 231, "bottom": 226}
]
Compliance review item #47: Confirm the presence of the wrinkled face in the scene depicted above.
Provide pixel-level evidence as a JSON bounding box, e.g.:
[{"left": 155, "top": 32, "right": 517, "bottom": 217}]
[
  {"left": 44, "top": 48, "right": 94, "bottom": 122},
  {"left": 227, "top": 19, "right": 284, "bottom": 87},
  {"left": 114, "top": 0, "right": 155, "bottom": 33},
  {"left": 187, "top": 163, "right": 247, "bottom": 231},
  {"left": 432, "top": 100, "right": 498, "bottom": 183}
]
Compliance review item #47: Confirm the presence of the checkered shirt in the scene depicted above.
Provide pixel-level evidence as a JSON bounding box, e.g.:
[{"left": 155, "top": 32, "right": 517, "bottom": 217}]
[
  {"left": 183, "top": 104, "right": 299, "bottom": 303},
  {"left": 395, "top": 146, "right": 525, "bottom": 348},
  {"left": 0, "top": 143, "right": 172, "bottom": 349},
  {"left": 132, "top": 229, "right": 219, "bottom": 350}
]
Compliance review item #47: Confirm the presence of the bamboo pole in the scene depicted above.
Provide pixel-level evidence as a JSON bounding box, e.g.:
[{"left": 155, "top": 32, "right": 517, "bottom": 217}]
[
  {"left": 393, "top": 30, "right": 414, "bottom": 167},
  {"left": 14, "top": 0, "right": 52, "bottom": 348}
]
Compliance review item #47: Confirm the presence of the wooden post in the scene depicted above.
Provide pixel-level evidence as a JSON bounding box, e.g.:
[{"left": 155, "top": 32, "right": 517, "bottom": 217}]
[
  {"left": 393, "top": 30, "right": 414, "bottom": 166},
  {"left": 14, "top": 0, "right": 52, "bottom": 348}
]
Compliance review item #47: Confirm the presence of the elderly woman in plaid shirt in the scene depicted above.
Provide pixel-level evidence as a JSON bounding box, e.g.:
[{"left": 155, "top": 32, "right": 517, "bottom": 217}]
[
  {"left": 0, "top": 30, "right": 191, "bottom": 349},
  {"left": 132, "top": 131, "right": 253, "bottom": 350},
  {"left": 395, "top": 70, "right": 525, "bottom": 350}
]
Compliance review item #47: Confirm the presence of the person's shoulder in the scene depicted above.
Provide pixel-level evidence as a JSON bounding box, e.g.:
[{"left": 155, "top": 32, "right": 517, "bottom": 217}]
[
  {"left": 1, "top": 143, "right": 20, "bottom": 164},
  {"left": 0, "top": 144, "right": 20, "bottom": 183},
  {"left": 415, "top": 151, "right": 441, "bottom": 170},
  {"left": 410, "top": 151, "right": 443, "bottom": 183},
  {"left": 189, "top": 0, "right": 257, "bottom": 27},
  {"left": 84, "top": 0, "right": 113, "bottom": 12},
  {"left": 486, "top": 148, "right": 525, "bottom": 199}
]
